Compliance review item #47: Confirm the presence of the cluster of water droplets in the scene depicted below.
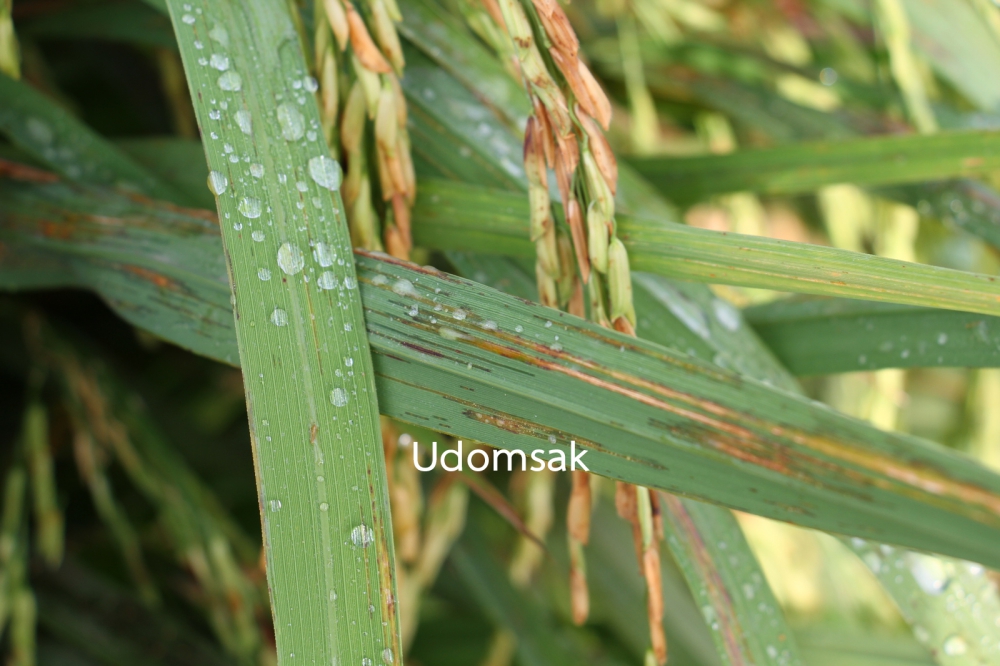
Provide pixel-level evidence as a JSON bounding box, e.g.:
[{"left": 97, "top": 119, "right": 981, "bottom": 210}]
[{"left": 848, "top": 538, "right": 1000, "bottom": 663}]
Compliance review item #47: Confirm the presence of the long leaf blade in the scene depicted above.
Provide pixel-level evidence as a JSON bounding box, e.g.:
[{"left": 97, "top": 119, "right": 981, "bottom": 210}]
[
  {"left": 659, "top": 495, "right": 801, "bottom": 666},
  {"left": 745, "top": 297, "right": 1000, "bottom": 375},
  {"left": 163, "top": 2, "right": 400, "bottom": 663},
  {"left": 8, "top": 177, "right": 1000, "bottom": 568},
  {"left": 0, "top": 75, "right": 181, "bottom": 202},
  {"left": 627, "top": 131, "right": 1000, "bottom": 205},
  {"left": 411, "top": 180, "right": 1000, "bottom": 318}
]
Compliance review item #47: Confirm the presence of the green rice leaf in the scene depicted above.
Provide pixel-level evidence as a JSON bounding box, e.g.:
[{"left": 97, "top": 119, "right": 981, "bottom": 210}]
[
  {"left": 411, "top": 180, "right": 1000, "bottom": 318},
  {"left": 745, "top": 297, "right": 1000, "bottom": 376},
  {"left": 0, "top": 75, "right": 181, "bottom": 202},
  {"left": 628, "top": 131, "right": 1000, "bottom": 206},
  {"left": 162, "top": 1, "right": 401, "bottom": 663},
  {"left": 659, "top": 495, "right": 801, "bottom": 666},
  {"left": 8, "top": 177, "right": 1000, "bottom": 569}
]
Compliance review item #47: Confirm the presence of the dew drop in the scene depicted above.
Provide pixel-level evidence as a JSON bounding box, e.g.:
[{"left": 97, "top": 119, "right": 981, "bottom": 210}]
[
  {"left": 331, "top": 388, "right": 349, "bottom": 407},
  {"left": 362, "top": 659, "right": 373, "bottom": 666},
  {"left": 268, "top": 499, "right": 282, "bottom": 511},
  {"left": 350, "top": 524, "right": 375, "bottom": 547},
  {"left": 217, "top": 71, "right": 242, "bottom": 91},
  {"left": 862, "top": 551, "right": 882, "bottom": 573},
  {"left": 345, "top": 357, "right": 354, "bottom": 367},
  {"left": 296, "top": 180, "right": 308, "bottom": 193},
  {"left": 304, "top": 76, "right": 319, "bottom": 92},
  {"left": 515, "top": 325, "right": 524, "bottom": 333},
  {"left": 252, "top": 230, "right": 265, "bottom": 242},
  {"left": 481, "top": 320, "right": 498, "bottom": 331},
  {"left": 943, "top": 634, "right": 968, "bottom": 656},
  {"left": 234, "top": 109, "right": 252, "bottom": 135},
  {"left": 208, "top": 24, "right": 229, "bottom": 46},
  {"left": 277, "top": 242, "right": 305, "bottom": 275},
  {"left": 181, "top": 13, "right": 196, "bottom": 24},
  {"left": 26, "top": 117, "right": 53, "bottom": 145},
  {"left": 909, "top": 553, "right": 951, "bottom": 595},
  {"left": 209, "top": 53, "right": 230, "bottom": 71},
  {"left": 343, "top": 275, "right": 357, "bottom": 289},
  {"left": 317, "top": 272, "right": 337, "bottom": 290},
  {"left": 320, "top": 502, "right": 329, "bottom": 511},
  {"left": 276, "top": 103, "right": 306, "bottom": 141},
  {"left": 250, "top": 163, "right": 264, "bottom": 178},
  {"left": 453, "top": 309, "right": 467, "bottom": 321},
  {"left": 938, "top": 332, "right": 949, "bottom": 345},
  {"left": 712, "top": 299, "right": 741, "bottom": 331},
  {"left": 238, "top": 196, "right": 262, "bottom": 218},
  {"left": 381, "top": 648, "right": 394, "bottom": 664},
  {"left": 308, "top": 155, "right": 343, "bottom": 190},
  {"left": 392, "top": 279, "right": 417, "bottom": 297},
  {"left": 271, "top": 308, "right": 288, "bottom": 327},
  {"left": 258, "top": 268, "right": 271, "bottom": 281},
  {"left": 208, "top": 170, "right": 228, "bottom": 195},
  {"left": 313, "top": 241, "right": 335, "bottom": 267}
]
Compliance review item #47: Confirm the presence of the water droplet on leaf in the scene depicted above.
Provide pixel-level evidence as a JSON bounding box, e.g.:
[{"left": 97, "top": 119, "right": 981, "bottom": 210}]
[
  {"left": 330, "top": 388, "right": 349, "bottom": 407},
  {"left": 234, "top": 109, "right": 252, "bottom": 134},
  {"left": 317, "top": 272, "right": 337, "bottom": 290},
  {"left": 943, "top": 634, "right": 967, "bottom": 656},
  {"left": 308, "top": 155, "right": 342, "bottom": 190},
  {"left": 208, "top": 170, "right": 228, "bottom": 195},
  {"left": 350, "top": 524, "right": 374, "bottom": 547},
  {"left": 209, "top": 53, "right": 230, "bottom": 70},
  {"left": 313, "top": 242, "right": 334, "bottom": 266},
  {"left": 277, "top": 242, "right": 305, "bottom": 275},
  {"left": 208, "top": 24, "right": 229, "bottom": 46},
  {"left": 276, "top": 103, "right": 305, "bottom": 141},
  {"left": 238, "top": 196, "right": 262, "bottom": 218},
  {"left": 217, "top": 71, "right": 242, "bottom": 91}
]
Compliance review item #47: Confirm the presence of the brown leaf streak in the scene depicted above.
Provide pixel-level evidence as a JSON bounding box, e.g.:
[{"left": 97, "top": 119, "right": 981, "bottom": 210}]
[
  {"left": 0, "top": 158, "right": 60, "bottom": 183},
  {"left": 123, "top": 264, "right": 177, "bottom": 290},
  {"left": 660, "top": 494, "right": 752, "bottom": 665},
  {"left": 360, "top": 252, "right": 1000, "bottom": 525}
]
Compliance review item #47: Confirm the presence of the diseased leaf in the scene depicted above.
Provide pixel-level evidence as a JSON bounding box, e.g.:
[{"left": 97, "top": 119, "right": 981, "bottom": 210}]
[
  {"left": 659, "top": 494, "right": 802, "bottom": 666},
  {"left": 7, "top": 176, "right": 1000, "bottom": 569}
]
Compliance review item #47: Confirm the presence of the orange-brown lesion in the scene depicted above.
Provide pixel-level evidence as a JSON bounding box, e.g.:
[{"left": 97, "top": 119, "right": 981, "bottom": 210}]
[
  {"left": 123, "top": 264, "right": 176, "bottom": 290},
  {"left": 0, "top": 158, "right": 60, "bottom": 183}
]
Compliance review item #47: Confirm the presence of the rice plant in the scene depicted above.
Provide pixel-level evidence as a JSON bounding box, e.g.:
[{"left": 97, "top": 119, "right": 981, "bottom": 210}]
[{"left": 2, "top": 0, "right": 1000, "bottom": 664}]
